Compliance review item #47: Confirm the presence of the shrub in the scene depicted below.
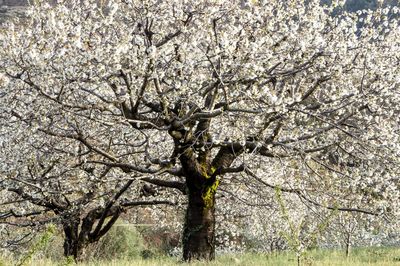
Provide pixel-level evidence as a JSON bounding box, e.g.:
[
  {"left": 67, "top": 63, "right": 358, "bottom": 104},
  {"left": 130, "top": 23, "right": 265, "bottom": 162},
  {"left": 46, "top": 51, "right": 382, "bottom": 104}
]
[
  {"left": 88, "top": 222, "right": 146, "bottom": 261},
  {"left": 140, "top": 227, "right": 180, "bottom": 256}
]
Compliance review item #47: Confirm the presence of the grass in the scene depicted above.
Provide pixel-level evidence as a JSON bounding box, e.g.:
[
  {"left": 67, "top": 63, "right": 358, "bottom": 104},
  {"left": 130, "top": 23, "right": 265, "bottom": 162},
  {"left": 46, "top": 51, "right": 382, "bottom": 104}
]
[
  {"left": 1, "top": 247, "right": 400, "bottom": 266},
  {"left": 1, "top": 225, "right": 398, "bottom": 265}
]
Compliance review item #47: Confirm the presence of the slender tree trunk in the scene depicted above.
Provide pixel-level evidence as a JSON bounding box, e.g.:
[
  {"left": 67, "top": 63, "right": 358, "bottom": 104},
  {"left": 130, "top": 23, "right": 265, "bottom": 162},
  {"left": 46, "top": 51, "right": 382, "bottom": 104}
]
[
  {"left": 182, "top": 180, "right": 217, "bottom": 261},
  {"left": 345, "top": 232, "right": 351, "bottom": 257}
]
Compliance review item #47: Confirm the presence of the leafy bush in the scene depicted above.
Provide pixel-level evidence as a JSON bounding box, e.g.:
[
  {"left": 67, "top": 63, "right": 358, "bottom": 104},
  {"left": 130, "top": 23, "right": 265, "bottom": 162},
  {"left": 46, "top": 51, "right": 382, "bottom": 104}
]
[
  {"left": 17, "top": 225, "right": 56, "bottom": 266},
  {"left": 89, "top": 222, "right": 146, "bottom": 261},
  {"left": 140, "top": 227, "right": 180, "bottom": 256}
]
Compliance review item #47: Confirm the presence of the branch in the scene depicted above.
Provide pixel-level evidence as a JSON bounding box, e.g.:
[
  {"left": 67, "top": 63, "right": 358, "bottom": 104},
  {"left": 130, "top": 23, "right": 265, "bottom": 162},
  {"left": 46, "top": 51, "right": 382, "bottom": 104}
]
[
  {"left": 177, "top": 109, "right": 224, "bottom": 126},
  {"left": 120, "top": 200, "right": 176, "bottom": 207},
  {"left": 278, "top": 112, "right": 354, "bottom": 144},
  {"left": 95, "top": 208, "right": 121, "bottom": 241},
  {"left": 218, "top": 165, "right": 245, "bottom": 175},
  {"left": 289, "top": 76, "right": 330, "bottom": 107},
  {"left": 1, "top": 233, "right": 33, "bottom": 249},
  {"left": 155, "top": 30, "right": 182, "bottom": 48},
  {"left": 141, "top": 177, "right": 186, "bottom": 193},
  {"left": 91, "top": 180, "right": 134, "bottom": 238},
  {"left": 0, "top": 209, "right": 49, "bottom": 219},
  {"left": 245, "top": 168, "right": 379, "bottom": 216},
  {"left": 87, "top": 160, "right": 164, "bottom": 174},
  {"left": 211, "top": 144, "right": 245, "bottom": 174},
  {"left": 7, "top": 187, "right": 65, "bottom": 211},
  {"left": 38, "top": 129, "right": 118, "bottom": 162}
]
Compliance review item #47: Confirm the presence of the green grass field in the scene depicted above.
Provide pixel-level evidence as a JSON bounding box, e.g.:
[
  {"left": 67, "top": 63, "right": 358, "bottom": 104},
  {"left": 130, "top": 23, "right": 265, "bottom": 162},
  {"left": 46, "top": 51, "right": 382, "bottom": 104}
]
[
  {"left": 1, "top": 247, "right": 400, "bottom": 266},
  {"left": 1, "top": 226, "right": 399, "bottom": 266}
]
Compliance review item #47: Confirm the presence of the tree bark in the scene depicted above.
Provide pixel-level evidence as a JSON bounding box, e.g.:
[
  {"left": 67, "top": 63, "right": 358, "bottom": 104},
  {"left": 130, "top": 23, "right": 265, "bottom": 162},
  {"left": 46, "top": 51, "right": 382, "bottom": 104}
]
[
  {"left": 62, "top": 206, "right": 121, "bottom": 261},
  {"left": 63, "top": 218, "right": 82, "bottom": 260},
  {"left": 171, "top": 120, "right": 242, "bottom": 261},
  {"left": 182, "top": 181, "right": 217, "bottom": 261},
  {"left": 62, "top": 215, "right": 93, "bottom": 261}
]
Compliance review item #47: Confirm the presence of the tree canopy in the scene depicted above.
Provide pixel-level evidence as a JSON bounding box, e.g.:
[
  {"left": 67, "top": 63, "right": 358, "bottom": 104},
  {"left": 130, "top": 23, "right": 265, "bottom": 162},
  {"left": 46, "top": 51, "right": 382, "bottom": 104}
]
[{"left": 0, "top": 0, "right": 399, "bottom": 261}]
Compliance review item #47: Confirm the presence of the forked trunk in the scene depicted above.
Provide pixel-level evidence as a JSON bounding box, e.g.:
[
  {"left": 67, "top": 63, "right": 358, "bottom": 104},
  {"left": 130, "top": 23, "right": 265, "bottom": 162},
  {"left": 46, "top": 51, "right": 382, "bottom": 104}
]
[
  {"left": 182, "top": 182, "right": 217, "bottom": 261},
  {"left": 176, "top": 132, "right": 238, "bottom": 261},
  {"left": 61, "top": 205, "right": 122, "bottom": 261},
  {"left": 63, "top": 219, "right": 87, "bottom": 261}
]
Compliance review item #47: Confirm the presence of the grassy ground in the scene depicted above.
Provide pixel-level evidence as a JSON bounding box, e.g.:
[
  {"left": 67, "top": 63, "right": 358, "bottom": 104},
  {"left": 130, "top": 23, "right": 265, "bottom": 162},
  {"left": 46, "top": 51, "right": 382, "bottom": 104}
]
[
  {"left": 1, "top": 226, "right": 398, "bottom": 265},
  {"left": 1, "top": 247, "right": 400, "bottom": 266}
]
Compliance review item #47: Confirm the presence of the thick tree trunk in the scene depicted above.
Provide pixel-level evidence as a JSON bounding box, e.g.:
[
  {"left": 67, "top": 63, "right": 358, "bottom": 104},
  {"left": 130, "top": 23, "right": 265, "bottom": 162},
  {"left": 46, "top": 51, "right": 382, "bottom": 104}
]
[
  {"left": 61, "top": 205, "right": 122, "bottom": 261},
  {"left": 63, "top": 220, "right": 80, "bottom": 260},
  {"left": 173, "top": 124, "right": 240, "bottom": 261},
  {"left": 182, "top": 182, "right": 217, "bottom": 261},
  {"left": 63, "top": 218, "right": 87, "bottom": 261}
]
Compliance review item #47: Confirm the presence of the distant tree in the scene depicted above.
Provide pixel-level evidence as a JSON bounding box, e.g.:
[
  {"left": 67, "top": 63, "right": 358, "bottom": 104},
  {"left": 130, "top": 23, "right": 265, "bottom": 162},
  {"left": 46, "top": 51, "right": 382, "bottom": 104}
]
[{"left": 0, "top": 0, "right": 399, "bottom": 261}]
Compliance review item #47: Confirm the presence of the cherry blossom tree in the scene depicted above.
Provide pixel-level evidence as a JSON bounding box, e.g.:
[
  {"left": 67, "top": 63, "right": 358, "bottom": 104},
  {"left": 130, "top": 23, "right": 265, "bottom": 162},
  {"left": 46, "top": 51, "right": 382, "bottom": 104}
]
[
  {"left": 0, "top": 119, "right": 175, "bottom": 260},
  {"left": 0, "top": 0, "right": 399, "bottom": 261}
]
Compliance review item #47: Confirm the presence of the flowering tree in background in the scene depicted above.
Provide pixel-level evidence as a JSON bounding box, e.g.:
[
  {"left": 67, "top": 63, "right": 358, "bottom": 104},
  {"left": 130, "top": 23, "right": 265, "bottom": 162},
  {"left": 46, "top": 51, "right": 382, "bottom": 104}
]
[
  {"left": 0, "top": 119, "right": 176, "bottom": 259},
  {"left": 0, "top": 0, "right": 399, "bottom": 261}
]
